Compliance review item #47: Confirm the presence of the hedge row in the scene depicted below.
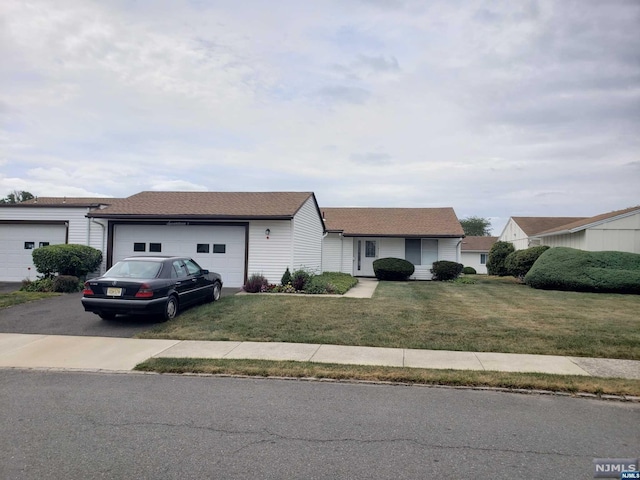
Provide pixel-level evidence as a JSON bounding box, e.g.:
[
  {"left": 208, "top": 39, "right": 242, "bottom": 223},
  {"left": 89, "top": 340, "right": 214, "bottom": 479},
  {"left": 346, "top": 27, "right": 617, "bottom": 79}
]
[{"left": 525, "top": 247, "right": 640, "bottom": 294}]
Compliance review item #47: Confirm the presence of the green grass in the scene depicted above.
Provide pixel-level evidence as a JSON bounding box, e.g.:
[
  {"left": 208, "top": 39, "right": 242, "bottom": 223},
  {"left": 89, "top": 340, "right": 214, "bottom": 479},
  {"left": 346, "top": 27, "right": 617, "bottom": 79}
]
[
  {"left": 138, "top": 276, "right": 640, "bottom": 360},
  {"left": 135, "top": 358, "right": 640, "bottom": 397},
  {"left": 0, "top": 291, "right": 60, "bottom": 308}
]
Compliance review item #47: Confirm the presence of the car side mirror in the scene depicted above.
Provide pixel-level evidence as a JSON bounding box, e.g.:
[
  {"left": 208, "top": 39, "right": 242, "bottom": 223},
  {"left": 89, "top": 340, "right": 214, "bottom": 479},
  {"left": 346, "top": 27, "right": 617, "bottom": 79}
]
[{"left": 201, "top": 269, "right": 209, "bottom": 275}]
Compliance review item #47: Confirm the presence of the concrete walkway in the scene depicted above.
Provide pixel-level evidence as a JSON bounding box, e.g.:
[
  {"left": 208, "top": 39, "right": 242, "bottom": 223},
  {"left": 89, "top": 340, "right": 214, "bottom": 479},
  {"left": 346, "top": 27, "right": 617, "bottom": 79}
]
[{"left": 1, "top": 333, "right": 639, "bottom": 380}]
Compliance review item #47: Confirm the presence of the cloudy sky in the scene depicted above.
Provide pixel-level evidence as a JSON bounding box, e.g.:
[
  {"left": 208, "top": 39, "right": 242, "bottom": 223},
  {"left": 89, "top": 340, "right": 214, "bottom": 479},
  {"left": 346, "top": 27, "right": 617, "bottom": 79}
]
[{"left": 1, "top": 0, "right": 638, "bottom": 234}]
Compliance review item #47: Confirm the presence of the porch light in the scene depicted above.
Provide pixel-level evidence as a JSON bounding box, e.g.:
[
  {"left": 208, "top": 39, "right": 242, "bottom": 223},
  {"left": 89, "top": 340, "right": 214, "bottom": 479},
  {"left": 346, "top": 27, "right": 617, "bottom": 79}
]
[{"left": 265, "top": 228, "right": 271, "bottom": 238}]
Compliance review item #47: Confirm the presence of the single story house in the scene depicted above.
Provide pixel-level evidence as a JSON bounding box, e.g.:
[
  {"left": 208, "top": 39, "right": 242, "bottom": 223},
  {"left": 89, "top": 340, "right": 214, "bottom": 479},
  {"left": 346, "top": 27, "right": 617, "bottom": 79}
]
[
  {"left": 532, "top": 205, "right": 640, "bottom": 254},
  {"left": 0, "top": 192, "right": 324, "bottom": 287},
  {"left": 498, "top": 216, "right": 586, "bottom": 250},
  {"left": 460, "top": 236, "right": 497, "bottom": 274},
  {"left": 321, "top": 207, "right": 465, "bottom": 280},
  {"left": 0, "top": 192, "right": 466, "bottom": 285}
]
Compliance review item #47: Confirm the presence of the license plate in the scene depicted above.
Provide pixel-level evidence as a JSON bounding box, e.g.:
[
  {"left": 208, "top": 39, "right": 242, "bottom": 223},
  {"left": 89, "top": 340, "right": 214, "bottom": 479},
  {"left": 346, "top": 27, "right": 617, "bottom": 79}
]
[{"left": 106, "top": 287, "right": 123, "bottom": 296}]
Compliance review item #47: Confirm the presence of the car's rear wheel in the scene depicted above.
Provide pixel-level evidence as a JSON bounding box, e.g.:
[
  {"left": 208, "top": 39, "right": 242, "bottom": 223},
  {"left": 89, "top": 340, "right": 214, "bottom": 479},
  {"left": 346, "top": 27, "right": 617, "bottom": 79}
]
[
  {"left": 163, "top": 295, "right": 178, "bottom": 321},
  {"left": 210, "top": 282, "right": 221, "bottom": 302},
  {"left": 98, "top": 312, "right": 116, "bottom": 320}
]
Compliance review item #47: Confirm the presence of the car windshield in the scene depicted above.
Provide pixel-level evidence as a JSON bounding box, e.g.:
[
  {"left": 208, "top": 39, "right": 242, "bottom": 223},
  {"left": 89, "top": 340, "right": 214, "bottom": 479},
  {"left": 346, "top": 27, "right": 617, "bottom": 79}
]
[{"left": 105, "top": 260, "right": 162, "bottom": 279}]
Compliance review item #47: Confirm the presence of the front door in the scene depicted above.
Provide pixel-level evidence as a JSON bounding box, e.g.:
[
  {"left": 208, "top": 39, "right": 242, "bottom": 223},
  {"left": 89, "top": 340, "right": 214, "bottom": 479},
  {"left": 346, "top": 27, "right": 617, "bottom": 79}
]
[{"left": 354, "top": 238, "right": 378, "bottom": 276}]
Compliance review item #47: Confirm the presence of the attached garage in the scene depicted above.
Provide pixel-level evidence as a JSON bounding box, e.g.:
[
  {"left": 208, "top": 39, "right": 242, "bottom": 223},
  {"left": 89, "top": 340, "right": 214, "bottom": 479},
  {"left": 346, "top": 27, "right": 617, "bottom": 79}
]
[
  {"left": 111, "top": 223, "right": 247, "bottom": 287},
  {"left": 0, "top": 222, "right": 67, "bottom": 281}
]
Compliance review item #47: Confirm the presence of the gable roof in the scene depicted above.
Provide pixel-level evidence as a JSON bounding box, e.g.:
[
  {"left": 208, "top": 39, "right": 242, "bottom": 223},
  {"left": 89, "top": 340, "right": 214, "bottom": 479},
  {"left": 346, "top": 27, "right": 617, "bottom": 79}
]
[
  {"left": 535, "top": 205, "right": 640, "bottom": 237},
  {"left": 511, "top": 217, "right": 586, "bottom": 236},
  {"left": 461, "top": 236, "right": 497, "bottom": 252},
  {"left": 5, "top": 197, "right": 120, "bottom": 208},
  {"left": 87, "top": 191, "right": 317, "bottom": 219},
  {"left": 321, "top": 207, "right": 464, "bottom": 237}
]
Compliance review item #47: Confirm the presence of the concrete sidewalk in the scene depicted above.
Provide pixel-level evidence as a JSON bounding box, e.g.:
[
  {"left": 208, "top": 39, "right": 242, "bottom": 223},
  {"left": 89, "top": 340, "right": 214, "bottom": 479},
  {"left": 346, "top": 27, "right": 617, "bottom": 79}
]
[{"left": 1, "top": 333, "right": 639, "bottom": 380}]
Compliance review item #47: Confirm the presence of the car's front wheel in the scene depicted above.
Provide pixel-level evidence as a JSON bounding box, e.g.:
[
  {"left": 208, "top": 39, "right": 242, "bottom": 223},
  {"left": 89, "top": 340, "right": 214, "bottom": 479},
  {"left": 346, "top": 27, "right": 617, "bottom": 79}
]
[
  {"left": 210, "top": 282, "right": 221, "bottom": 302},
  {"left": 163, "top": 295, "right": 178, "bottom": 321}
]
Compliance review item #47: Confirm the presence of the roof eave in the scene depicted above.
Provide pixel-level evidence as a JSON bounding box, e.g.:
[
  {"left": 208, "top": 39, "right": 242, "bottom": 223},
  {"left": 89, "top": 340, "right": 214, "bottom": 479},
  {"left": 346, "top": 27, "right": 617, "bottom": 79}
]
[
  {"left": 341, "top": 233, "right": 464, "bottom": 238},
  {"left": 86, "top": 213, "right": 295, "bottom": 220}
]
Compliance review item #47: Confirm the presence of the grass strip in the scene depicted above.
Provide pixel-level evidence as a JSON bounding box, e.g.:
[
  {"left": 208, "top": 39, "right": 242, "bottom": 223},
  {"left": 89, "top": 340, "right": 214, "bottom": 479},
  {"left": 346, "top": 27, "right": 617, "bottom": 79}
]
[
  {"left": 135, "top": 358, "right": 640, "bottom": 397},
  {"left": 0, "top": 291, "right": 60, "bottom": 309}
]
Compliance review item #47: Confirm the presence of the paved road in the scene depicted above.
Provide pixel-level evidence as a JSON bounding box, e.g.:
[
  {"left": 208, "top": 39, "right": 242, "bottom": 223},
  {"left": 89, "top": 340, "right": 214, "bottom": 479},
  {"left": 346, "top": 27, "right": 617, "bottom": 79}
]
[
  {"left": 0, "top": 288, "right": 238, "bottom": 338},
  {"left": 0, "top": 370, "right": 638, "bottom": 480}
]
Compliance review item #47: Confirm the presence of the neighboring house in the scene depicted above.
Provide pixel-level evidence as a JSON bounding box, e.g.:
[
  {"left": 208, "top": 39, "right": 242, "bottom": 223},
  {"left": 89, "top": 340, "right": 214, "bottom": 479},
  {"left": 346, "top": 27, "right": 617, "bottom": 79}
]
[
  {"left": 0, "top": 197, "right": 120, "bottom": 281},
  {"left": 460, "top": 236, "right": 497, "bottom": 274},
  {"left": 0, "top": 192, "right": 324, "bottom": 287},
  {"left": 498, "top": 216, "right": 586, "bottom": 250},
  {"left": 321, "top": 207, "right": 464, "bottom": 280},
  {"left": 533, "top": 205, "right": 640, "bottom": 254}
]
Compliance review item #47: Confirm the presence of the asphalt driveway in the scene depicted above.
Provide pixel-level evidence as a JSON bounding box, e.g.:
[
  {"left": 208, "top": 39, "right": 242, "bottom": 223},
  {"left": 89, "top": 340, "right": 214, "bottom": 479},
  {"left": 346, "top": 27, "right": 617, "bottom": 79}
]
[{"left": 0, "top": 287, "right": 239, "bottom": 338}]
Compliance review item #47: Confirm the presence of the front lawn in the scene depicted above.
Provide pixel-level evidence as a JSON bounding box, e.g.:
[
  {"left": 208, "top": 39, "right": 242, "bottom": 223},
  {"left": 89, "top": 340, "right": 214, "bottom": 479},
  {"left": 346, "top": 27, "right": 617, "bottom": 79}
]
[{"left": 137, "top": 276, "right": 640, "bottom": 360}]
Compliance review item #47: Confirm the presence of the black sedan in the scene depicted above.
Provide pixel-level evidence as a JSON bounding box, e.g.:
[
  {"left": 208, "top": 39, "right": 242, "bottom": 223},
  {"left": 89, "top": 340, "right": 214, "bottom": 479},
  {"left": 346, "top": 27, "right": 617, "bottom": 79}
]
[{"left": 81, "top": 256, "right": 223, "bottom": 320}]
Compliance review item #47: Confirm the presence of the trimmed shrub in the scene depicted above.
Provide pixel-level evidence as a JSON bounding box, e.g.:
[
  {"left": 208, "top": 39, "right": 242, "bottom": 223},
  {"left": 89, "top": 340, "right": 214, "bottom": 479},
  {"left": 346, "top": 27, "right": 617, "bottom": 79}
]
[
  {"left": 53, "top": 275, "right": 82, "bottom": 293},
  {"left": 291, "top": 269, "right": 313, "bottom": 291},
  {"left": 431, "top": 261, "right": 464, "bottom": 281},
  {"left": 505, "top": 246, "right": 550, "bottom": 280},
  {"left": 244, "top": 273, "right": 268, "bottom": 293},
  {"left": 486, "top": 241, "right": 515, "bottom": 276},
  {"left": 524, "top": 247, "right": 640, "bottom": 294},
  {"left": 462, "top": 266, "right": 477, "bottom": 275},
  {"left": 373, "top": 258, "right": 415, "bottom": 281},
  {"left": 32, "top": 244, "right": 102, "bottom": 279},
  {"left": 281, "top": 267, "right": 292, "bottom": 286}
]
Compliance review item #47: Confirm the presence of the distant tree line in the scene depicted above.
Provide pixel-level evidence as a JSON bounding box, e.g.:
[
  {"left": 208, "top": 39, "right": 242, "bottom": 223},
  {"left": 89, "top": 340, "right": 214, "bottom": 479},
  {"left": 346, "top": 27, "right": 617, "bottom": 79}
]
[{"left": 1, "top": 190, "right": 34, "bottom": 204}]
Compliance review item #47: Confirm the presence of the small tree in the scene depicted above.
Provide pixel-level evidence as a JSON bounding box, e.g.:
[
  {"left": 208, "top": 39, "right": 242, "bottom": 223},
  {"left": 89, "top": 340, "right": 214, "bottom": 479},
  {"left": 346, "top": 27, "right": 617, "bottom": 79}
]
[
  {"left": 505, "top": 246, "right": 550, "bottom": 281},
  {"left": 459, "top": 216, "right": 492, "bottom": 236},
  {"left": 281, "top": 267, "right": 292, "bottom": 285},
  {"left": 32, "top": 244, "right": 102, "bottom": 279},
  {"left": 486, "top": 241, "right": 515, "bottom": 276}
]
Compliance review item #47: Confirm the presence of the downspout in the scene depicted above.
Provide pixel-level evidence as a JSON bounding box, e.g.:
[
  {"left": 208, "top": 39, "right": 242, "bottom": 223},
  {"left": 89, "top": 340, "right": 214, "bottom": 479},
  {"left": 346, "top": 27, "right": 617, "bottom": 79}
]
[
  {"left": 456, "top": 239, "right": 463, "bottom": 263},
  {"left": 91, "top": 218, "right": 107, "bottom": 273},
  {"left": 321, "top": 231, "right": 328, "bottom": 273}
]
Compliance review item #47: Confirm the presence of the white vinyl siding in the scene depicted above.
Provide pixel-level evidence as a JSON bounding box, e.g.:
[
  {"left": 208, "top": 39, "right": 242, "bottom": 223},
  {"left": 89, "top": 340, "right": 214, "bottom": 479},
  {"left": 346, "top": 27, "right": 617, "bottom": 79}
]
[
  {"left": 379, "top": 238, "right": 404, "bottom": 258},
  {"left": 541, "top": 231, "right": 586, "bottom": 250},
  {"left": 292, "top": 197, "right": 323, "bottom": 274},
  {"left": 461, "top": 252, "right": 489, "bottom": 274},
  {"left": 498, "top": 219, "right": 530, "bottom": 250},
  {"left": 322, "top": 233, "right": 343, "bottom": 272},
  {"left": 247, "top": 220, "right": 292, "bottom": 284}
]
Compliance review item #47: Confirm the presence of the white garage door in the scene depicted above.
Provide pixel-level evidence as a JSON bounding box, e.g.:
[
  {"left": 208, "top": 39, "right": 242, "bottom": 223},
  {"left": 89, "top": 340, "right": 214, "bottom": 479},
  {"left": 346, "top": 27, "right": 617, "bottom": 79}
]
[
  {"left": 113, "top": 224, "right": 246, "bottom": 287},
  {"left": 0, "top": 224, "right": 67, "bottom": 281}
]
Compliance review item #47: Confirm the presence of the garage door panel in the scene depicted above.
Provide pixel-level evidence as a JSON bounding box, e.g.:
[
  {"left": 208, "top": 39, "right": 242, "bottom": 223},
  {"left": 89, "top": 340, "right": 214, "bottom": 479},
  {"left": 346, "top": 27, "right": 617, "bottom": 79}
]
[
  {"left": 0, "top": 224, "right": 67, "bottom": 281},
  {"left": 113, "top": 225, "right": 246, "bottom": 287}
]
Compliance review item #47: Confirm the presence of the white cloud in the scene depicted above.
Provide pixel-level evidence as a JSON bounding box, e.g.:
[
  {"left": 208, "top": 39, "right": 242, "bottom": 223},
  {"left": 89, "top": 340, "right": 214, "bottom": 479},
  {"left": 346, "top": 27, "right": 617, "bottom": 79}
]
[{"left": 0, "top": 0, "right": 638, "bottom": 222}]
